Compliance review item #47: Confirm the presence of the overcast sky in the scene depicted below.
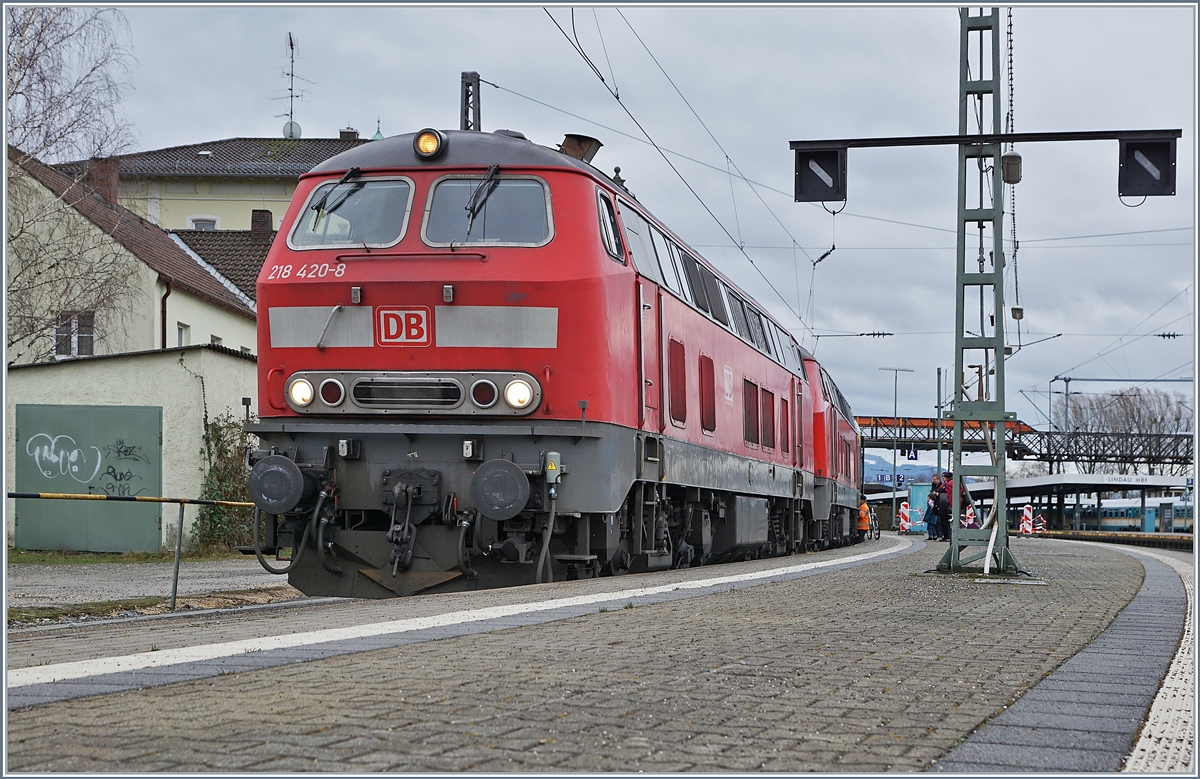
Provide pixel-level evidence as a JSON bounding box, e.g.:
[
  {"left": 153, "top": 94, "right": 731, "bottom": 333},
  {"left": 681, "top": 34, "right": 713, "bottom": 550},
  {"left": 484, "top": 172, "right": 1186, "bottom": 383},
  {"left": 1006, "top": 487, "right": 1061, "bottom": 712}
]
[{"left": 115, "top": 3, "right": 1197, "bottom": 429}]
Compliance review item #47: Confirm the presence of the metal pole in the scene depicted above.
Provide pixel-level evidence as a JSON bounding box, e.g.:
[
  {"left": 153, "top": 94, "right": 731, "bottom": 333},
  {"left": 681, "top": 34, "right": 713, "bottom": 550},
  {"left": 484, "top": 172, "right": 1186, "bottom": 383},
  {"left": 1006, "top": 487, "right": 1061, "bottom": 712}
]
[
  {"left": 893, "top": 370, "right": 898, "bottom": 526},
  {"left": 880, "top": 367, "right": 913, "bottom": 528},
  {"left": 936, "top": 368, "right": 943, "bottom": 472},
  {"left": 170, "top": 503, "right": 184, "bottom": 611}
]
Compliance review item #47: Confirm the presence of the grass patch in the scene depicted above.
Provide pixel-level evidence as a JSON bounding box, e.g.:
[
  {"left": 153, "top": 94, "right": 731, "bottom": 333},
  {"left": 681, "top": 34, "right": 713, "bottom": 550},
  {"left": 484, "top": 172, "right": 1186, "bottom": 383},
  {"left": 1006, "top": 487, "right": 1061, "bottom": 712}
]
[
  {"left": 8, "top": 597, "right": 167, "bottom": 625},
  {"left": 6, "top": 548, "right": 245, "bottom": 566},
  {"left": 7, "top": 587, "right": 304, "bottom": 627}
]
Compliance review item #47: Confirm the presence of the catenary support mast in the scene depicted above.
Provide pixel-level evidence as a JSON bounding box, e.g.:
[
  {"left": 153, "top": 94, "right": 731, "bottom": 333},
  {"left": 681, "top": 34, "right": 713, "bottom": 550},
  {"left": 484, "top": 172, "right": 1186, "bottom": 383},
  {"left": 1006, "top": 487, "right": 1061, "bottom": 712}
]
[{"left": 939, "top": 7, "right": 1019, "bottom": 574}]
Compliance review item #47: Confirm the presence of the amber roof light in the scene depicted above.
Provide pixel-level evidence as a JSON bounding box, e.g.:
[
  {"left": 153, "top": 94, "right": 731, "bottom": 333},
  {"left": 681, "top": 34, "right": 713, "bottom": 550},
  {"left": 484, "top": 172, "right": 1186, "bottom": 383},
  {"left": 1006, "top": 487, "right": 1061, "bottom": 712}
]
[{"left": 414, "top": 129, "right": 447, "bottom": 160}]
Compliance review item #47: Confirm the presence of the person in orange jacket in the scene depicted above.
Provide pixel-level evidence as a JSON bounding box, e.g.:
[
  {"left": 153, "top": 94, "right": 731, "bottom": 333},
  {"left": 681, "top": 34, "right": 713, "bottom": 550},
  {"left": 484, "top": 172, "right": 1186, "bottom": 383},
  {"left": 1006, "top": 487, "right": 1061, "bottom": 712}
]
[{"left": 858, "top": 495, "right": 871, "bottom": 543}]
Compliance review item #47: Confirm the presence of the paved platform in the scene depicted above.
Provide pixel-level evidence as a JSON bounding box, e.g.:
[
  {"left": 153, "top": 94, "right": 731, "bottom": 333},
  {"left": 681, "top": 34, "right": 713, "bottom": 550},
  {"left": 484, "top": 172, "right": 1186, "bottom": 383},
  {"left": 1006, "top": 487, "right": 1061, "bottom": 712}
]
[{"left": 4, "top": 535, "right": 1192, "bottom": 772}]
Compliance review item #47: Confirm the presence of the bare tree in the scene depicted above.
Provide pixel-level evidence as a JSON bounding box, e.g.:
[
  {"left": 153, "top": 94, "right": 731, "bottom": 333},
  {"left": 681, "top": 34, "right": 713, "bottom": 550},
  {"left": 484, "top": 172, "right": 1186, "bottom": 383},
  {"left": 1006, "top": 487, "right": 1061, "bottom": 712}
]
[
  {"left": 5, "top": 7, "right": 140, "bottom": 365},
  {"left": 5, "top": 6, "right": 133, "bottom": 166},
  {"left": 1056, "top": 388, "right": 1194, "bottom": 475}
]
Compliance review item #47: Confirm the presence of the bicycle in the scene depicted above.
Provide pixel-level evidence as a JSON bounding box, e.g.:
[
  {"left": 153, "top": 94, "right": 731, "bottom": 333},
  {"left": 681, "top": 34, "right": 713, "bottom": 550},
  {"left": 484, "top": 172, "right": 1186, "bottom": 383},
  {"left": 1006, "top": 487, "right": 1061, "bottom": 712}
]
[{"left": 869, "top": 507, "right": 880, "bottom": 540}]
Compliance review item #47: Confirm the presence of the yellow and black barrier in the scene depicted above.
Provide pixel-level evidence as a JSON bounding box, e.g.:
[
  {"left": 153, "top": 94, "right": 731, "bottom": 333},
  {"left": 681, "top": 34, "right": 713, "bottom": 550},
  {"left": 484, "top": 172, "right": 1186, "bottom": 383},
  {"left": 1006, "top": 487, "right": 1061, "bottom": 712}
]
[{"left": 7, "top": 491, "right": 256, "bottom": 610}]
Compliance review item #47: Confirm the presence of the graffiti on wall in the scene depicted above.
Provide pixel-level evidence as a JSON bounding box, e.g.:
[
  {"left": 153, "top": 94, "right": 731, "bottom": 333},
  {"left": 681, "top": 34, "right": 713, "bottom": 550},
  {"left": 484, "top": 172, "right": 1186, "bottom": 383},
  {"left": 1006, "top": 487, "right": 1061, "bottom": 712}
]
[{"left": 25, "top": 433, "right": 151, "bottom": 496}]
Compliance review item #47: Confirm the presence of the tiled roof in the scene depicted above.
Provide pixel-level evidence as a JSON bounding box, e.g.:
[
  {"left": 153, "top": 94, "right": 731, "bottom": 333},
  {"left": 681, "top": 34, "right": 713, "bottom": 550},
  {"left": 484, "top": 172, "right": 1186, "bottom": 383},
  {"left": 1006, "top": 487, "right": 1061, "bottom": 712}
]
[
  {"left": 54, "top": 137, "right": 369, "bottom": 178},
  {"left": 171, "top": 229, "right": 275, "bottom": 302},
  {"left": 8, "top": 146, "right": 256, "bottom": 321}
]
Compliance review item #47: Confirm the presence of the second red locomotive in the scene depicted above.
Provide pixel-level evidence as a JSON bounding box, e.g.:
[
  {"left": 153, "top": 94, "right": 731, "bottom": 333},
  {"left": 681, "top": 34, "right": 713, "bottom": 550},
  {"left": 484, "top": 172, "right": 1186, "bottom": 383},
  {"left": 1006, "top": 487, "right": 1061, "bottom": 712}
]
[{"left": 245, "top": 127, "right": 862, "bottom": 597}]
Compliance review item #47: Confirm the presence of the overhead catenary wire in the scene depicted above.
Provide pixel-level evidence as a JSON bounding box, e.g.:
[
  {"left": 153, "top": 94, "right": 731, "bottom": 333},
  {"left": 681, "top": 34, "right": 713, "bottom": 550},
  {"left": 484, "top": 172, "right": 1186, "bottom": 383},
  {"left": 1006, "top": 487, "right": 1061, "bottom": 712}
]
[{"left": 543, "top": 7, "right": 814, "bottom": 337}]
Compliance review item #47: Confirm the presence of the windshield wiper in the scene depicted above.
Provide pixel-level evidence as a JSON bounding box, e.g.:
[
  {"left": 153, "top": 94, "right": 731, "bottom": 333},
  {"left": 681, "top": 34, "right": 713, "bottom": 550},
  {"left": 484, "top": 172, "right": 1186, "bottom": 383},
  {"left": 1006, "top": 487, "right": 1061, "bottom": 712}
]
[
  {"left": 310, "top": 166, "right": 362, "bottom": 216},
  {"left": 464, "top": 164, "right": 500, "bottom": 237}
]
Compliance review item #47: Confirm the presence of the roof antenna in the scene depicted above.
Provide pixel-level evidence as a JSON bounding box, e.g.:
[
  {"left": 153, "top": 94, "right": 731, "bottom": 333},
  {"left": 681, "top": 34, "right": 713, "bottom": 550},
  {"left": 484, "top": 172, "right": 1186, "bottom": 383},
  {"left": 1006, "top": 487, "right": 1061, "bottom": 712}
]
[{"left": 276, "top": 32, "right": 308, "bottom": 139}]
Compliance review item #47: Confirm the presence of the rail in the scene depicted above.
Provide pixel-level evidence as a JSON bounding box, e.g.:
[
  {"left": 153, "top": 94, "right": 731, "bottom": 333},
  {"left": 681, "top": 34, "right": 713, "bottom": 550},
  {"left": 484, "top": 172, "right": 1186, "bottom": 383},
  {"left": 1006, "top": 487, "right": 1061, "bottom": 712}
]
[
  {"left": 7, "top": 491, "right": 255, "bottom": 611},
  {"left": 1010, "top": 528, "right": 1194, "bottom": 552}
]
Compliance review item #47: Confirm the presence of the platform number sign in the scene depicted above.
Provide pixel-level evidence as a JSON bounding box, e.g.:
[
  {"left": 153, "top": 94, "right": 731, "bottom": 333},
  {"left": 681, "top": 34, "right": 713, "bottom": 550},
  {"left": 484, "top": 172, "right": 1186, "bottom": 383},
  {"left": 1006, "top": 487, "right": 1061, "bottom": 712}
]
[
  {"left": 1118, "top": 138, "right": 1176, "bottom": 197},
  {"left": 794, "top": 147, "right": 847, "bottom": 203}
]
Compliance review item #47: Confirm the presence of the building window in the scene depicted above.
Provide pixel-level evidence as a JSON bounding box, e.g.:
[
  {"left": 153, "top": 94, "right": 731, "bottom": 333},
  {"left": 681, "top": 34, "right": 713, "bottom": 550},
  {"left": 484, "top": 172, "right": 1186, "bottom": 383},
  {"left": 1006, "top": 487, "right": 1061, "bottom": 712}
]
[
  {"left": 177, "top": 322, "right": 190, "bottom": 347},
  {"left": 190, "top": 218, "right": 217, "bottom": 230},
  {"left": 743, "top": 379, "right": 759, "bottom": 445},
  {"left": 668, "top": 338, "right": 686, "bottom": 426},
  {"left": 210, "top": 335, "right": 222, "bottom": 346},
  {"left": 54, "top": 311, "right": 94, "bottom": 358}
]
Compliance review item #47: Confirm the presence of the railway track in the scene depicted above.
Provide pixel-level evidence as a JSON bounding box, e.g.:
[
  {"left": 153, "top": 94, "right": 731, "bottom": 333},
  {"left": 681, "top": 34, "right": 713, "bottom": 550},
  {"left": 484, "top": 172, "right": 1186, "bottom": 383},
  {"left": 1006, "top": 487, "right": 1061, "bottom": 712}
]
[{"left": 1012, "top": 529, "right": 1194, "bottom": 551}]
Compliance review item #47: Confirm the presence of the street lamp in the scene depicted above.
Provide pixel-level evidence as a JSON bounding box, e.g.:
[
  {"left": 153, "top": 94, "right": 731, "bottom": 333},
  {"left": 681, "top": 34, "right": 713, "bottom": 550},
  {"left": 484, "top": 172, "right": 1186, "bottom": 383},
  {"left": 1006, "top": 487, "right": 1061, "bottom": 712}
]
[{"left": 880, "top": 367, "right": 914, "bottom": 529}]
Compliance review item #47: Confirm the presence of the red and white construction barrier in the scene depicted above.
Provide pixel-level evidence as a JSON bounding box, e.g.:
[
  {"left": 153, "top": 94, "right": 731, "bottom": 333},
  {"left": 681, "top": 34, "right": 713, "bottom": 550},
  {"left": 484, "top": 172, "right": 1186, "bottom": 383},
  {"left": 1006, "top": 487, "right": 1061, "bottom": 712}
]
[
  {"left": 1020, "top": 504, "right": 1034, "bottom": 534},
  {"left": 1033, "top": 514, "right": 1047, "bottom": 534},
  {"left": 898, "top": 501, "right": 911, "bottom": 532}
]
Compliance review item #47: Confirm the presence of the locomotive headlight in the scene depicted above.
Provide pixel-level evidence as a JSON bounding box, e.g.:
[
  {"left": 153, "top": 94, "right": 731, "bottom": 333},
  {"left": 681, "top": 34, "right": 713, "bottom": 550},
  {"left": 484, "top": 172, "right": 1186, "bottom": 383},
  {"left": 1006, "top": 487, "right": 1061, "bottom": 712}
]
[
  {"left": 503, "top": 379, "right": 534, "bottom": 409},
  {"left": 414, "top": 128, "right": 447, "bottom": 160},
  {"left": 288, "top": 377, "right": 314, "bottom": 407}
]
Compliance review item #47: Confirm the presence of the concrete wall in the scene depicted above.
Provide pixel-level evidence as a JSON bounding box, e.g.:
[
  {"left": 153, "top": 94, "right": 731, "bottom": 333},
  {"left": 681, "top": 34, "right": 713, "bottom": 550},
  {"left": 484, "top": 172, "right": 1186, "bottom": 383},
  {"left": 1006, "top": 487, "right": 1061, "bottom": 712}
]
[{"left": 6, "top": 345, "right": 257, "bottom": 550}]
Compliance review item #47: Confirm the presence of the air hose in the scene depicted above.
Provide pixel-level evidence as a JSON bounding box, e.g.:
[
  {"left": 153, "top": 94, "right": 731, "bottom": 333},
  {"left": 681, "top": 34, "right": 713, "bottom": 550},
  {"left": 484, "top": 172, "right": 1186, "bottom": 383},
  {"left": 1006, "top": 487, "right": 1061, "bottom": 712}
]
[
  {"left": 315, "top": 492, "right": 343, "bottom": 576},
  {"left": 457, "top": 513, "right": 478, "bottom": 579},
  {"left": 536, "top": 489, "right": 558, "bottom": 584},
  {"left": 253, "top": 504, "right": 314, "bottom": 575}
]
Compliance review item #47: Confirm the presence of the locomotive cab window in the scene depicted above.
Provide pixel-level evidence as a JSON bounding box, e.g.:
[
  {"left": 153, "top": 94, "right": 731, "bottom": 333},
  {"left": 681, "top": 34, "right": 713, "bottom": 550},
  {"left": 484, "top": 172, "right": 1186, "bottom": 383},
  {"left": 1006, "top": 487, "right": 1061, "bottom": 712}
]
[
  {"left": 597, "top": 191, "right": 624, "bottom": 262},
  {"left": 424, "top": 175, "right": 552, "bottom": 246},
  {"left": 289, "top": 177, "right": 413, "bottom": 250}
]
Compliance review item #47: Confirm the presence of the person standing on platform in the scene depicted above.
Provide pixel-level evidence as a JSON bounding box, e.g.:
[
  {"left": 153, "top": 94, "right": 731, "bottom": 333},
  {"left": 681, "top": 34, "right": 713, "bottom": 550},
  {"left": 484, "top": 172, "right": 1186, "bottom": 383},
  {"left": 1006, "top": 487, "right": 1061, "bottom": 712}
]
[
  {"left": 938, "top": 472, "right": 954, "bottom": 540},
  {"left": 858, "top": 495, "right": 870, "bottom": 543},
  {"left": 927, "top": 474, "right": 942, "bottom": 541}
]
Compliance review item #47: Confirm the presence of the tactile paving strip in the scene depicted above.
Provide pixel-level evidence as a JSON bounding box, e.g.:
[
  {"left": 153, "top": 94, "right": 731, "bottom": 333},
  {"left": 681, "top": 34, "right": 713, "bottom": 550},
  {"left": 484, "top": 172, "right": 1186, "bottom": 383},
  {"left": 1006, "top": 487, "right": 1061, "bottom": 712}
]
[{"left": 1121, "top": 548, "right": 1194, "bottom": 773}]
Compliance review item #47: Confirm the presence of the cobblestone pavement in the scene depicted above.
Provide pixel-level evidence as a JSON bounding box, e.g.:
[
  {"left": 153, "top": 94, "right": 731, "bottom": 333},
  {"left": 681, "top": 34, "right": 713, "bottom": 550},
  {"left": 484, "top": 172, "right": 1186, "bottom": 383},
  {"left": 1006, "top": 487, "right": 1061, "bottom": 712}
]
[
  {"left": 6, "top": 538, "right": 1148, "bottom": 772},
  {"left": 6, "top": 558, "right": 291, "bottom": 607}
]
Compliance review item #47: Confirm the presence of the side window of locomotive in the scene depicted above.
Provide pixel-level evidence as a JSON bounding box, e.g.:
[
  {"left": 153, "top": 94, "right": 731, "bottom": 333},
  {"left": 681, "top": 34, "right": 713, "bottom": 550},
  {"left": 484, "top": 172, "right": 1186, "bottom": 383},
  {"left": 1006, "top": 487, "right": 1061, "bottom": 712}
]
[
  {"left": 744, "top": 306, "right": 770, "bottom": 355},
  {"left": 698, "top": 265, "right": 730, "bottom": 327},
  {"left": 761, "top": 388, "right": 776, "bottom": 450},
  {"left": 699, "top": 354, "right": 717, "bottom": 434},
  {"left": 743, "top": 379, "right": 760, "bottom": 445},
  {"left": 668, "top": 241, "right": 694, "bottom": 304},
  {"left": 650, "top": 227, "right": 684, "bottom": 297},
  {"left": 679, "top": 251, "right": 710, "bottom": 313},
  {"left": 616, "top": 203, "right": 665, "bottom": 286},
  {"left": 597, "top": 191, "right": 624, "bottom": 263},
  {"left": 425, "top": 176, "right": 551, "bottom": 245},
  {"left": 289, "top": 178, "right": 413, "bottom": 249},
  {"left": 668, "top": 338, "right": 687, "bottom": 426},
  {"left": 725, "top": 287, "right": 751, "bottom": 340}
]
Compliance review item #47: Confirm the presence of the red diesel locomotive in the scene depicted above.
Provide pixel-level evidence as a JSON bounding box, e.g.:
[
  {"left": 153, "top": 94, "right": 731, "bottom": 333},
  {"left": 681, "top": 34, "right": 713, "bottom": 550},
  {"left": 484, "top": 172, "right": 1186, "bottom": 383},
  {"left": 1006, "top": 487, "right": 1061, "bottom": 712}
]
[{"left": 246, "top": 127, "right": 862, "bottom": 597}]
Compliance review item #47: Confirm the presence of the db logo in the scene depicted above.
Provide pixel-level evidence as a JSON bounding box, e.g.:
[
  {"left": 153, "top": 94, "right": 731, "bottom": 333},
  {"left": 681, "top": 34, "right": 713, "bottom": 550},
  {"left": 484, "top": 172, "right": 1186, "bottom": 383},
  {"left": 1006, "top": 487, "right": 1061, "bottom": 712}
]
[{"left": 377, "top": 307, "right": 431, "bottom": 346}]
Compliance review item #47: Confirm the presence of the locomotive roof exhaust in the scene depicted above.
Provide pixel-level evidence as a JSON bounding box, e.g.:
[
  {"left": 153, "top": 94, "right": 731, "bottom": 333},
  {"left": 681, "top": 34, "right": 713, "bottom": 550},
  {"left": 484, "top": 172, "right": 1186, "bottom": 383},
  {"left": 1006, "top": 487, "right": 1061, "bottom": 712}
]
[{"left": 559, "top": 134, "right": 603, "bottom": 163}]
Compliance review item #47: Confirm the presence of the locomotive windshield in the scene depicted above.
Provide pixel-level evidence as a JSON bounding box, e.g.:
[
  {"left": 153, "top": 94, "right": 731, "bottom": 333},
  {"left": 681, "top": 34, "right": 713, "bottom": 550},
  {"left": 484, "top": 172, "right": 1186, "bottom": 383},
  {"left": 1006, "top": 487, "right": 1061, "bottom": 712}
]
[
  {"left": 424, "top": 176, "right": 551, "bottom": 246},
  {"left": 289, "top": 178, "right": 413, "bottom": 249}
]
